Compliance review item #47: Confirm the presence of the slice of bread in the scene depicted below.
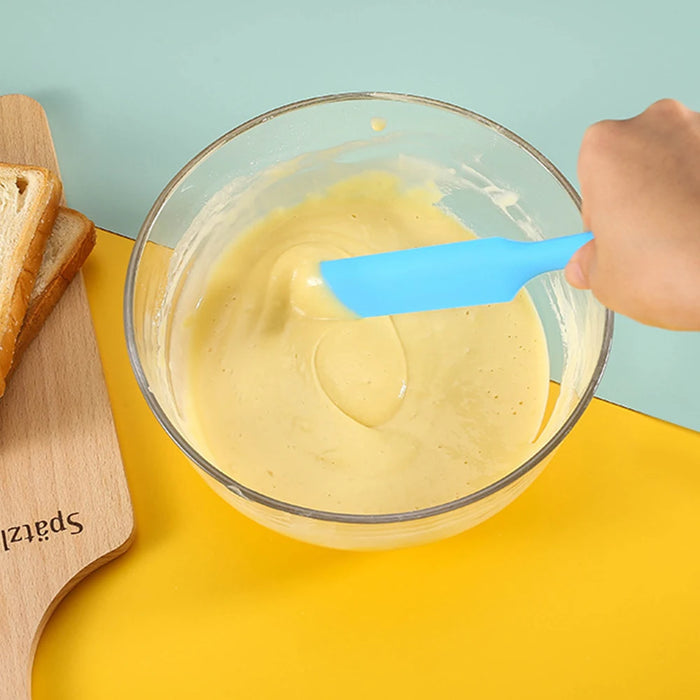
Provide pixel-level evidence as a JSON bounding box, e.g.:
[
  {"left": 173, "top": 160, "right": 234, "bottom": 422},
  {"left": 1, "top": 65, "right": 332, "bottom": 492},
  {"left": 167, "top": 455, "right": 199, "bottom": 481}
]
[
  {"left": 12, "top": 208, "right": 96, "bottom": 367},
  {"left": 0, "top": 163, "right": 61, "bottom": 396}
]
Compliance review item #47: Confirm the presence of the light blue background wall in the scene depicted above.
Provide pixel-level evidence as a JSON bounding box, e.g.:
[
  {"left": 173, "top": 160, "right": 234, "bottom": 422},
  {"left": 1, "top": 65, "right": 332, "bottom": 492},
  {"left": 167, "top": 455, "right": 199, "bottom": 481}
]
[{"left": 4, "top": 0, "right": 699, "bottom": 431}]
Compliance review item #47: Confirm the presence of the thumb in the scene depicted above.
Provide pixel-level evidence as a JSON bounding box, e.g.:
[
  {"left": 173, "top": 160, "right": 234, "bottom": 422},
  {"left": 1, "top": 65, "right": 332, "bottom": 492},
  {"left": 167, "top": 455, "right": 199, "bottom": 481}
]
[{"left": 565, "top": 239, "right": 596, "bottom": 289}]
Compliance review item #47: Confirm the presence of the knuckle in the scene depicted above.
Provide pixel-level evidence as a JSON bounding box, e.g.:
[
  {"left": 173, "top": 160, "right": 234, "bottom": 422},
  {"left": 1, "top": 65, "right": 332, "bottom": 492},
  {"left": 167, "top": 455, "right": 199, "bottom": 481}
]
[
  {"left": 579, "top": 120, "right": 620, "bottom": 177},
  {"left": 646, "top": 98, "right": 689, "bottom": 119},
  {"left": 581, "top": 120, "right": 620, "bottom": 151}
]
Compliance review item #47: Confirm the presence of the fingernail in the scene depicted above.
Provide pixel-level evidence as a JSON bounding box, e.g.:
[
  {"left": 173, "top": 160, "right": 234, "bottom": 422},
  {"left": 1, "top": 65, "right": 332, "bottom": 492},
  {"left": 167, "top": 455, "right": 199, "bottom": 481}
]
[{"left": 565, "top": 260, "right": 588, "bottom": 289}]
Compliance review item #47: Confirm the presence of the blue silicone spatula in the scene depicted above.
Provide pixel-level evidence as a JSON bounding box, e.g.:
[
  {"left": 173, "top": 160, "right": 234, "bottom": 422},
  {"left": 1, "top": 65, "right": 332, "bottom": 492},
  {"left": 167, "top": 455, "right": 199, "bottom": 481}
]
[{"left": 320, "top": 232, "right": 593, "bottom": 317}]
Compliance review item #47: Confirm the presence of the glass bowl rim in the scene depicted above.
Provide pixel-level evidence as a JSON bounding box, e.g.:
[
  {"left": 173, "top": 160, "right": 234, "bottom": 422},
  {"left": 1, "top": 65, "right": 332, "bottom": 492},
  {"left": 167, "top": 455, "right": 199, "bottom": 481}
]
[{"left": 124, "top": 90, "right": 614, "bottom": 525}]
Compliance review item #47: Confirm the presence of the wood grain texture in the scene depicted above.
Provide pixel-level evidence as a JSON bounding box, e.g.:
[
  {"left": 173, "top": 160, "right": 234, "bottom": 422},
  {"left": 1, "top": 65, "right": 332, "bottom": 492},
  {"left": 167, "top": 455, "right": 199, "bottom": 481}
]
[{"left": 0, "top": 95, "right": 133, "bottom": 699}]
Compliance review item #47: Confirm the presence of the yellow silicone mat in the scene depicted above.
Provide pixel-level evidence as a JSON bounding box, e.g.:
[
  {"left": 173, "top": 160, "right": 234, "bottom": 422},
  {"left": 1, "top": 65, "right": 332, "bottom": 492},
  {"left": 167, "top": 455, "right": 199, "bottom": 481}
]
[{"left": 33, "top": 230, "right": 700, "bottom": 699}]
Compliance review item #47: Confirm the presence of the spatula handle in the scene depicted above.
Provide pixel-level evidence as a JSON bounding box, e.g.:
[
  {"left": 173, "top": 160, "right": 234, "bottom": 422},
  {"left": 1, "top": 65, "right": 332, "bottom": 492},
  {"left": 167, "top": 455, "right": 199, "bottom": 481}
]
[{"left": 515, "top": 231, "right": 593, "bottom": 276}]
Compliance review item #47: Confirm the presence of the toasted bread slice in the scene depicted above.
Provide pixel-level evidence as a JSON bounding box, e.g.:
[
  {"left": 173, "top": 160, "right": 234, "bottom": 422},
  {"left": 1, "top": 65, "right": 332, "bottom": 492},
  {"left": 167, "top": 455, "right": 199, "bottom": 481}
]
[
  {"left": 0, "top": 163, "right": 61, "bottom": 396},
  {"left": 12, "top": 208, "right": 96, "bottom": 367}
]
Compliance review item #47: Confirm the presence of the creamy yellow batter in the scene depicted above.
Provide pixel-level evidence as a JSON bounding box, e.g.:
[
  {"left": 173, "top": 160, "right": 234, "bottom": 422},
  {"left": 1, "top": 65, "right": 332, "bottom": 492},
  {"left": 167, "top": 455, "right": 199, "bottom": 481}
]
[{"left": 181, "top": 173, "right": 550, "bottom": 513}]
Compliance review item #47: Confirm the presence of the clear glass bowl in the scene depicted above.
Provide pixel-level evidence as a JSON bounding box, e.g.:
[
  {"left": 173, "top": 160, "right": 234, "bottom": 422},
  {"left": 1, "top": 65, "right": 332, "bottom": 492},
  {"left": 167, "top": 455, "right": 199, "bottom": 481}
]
[{"left": 124, "top": 92, "right": 613, "bottom": 550}]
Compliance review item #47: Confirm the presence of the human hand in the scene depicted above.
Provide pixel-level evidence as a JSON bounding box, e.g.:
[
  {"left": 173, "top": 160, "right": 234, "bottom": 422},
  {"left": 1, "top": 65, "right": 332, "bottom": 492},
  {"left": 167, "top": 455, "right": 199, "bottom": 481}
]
[{"left": 565, "top": 99, "right": 700, "bottom": 330}]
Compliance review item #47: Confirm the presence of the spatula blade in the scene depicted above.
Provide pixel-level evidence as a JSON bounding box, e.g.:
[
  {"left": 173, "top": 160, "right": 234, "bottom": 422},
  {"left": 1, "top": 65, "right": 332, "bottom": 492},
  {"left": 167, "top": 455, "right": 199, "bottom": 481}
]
[{"left": 321, "top": 233, "right": 593, "bottom": 318}]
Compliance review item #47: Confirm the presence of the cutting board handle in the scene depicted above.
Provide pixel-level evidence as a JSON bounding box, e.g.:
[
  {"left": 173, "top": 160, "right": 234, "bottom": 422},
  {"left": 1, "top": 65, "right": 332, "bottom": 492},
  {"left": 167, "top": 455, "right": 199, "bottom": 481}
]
[
  {"left": 1, "top": 639, "right": 32, "bottom": 700},
  {"left": 0, "top": 588, "right": 72, "bottom": 700},
  {"left": 0, "top": 95, "right": 134, "bottom": 698}
]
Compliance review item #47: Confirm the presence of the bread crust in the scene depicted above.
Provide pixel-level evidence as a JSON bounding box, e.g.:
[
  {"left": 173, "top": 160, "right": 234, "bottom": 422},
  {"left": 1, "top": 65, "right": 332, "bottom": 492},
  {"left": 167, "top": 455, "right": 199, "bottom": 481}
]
[
  {"left": 0, "top": 166, "right": 61, "bottom": 396},
  {"left": 12, "top": 209, "right": 96, "bottom": 366}
]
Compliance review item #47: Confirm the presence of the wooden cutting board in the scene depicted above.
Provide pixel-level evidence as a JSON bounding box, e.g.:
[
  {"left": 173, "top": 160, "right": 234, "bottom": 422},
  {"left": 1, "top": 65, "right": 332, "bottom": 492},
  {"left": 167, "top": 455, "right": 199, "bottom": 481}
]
[{"left": 0, "top": 95, "right": 134, "bottom": 699}]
